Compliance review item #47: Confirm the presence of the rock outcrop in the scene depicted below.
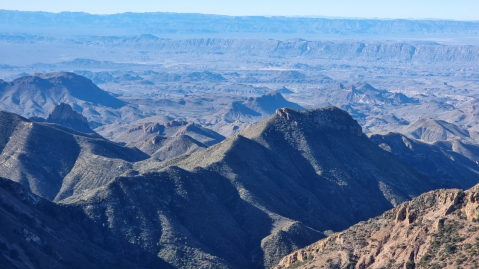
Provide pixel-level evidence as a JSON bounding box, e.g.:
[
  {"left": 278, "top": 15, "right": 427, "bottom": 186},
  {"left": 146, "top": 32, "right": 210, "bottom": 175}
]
[
  {"left": 45, "top": 103, "right": 93, "bottom": 133},
  {"left": 274, "top": 184, "right": 479, "bottom": 269}
]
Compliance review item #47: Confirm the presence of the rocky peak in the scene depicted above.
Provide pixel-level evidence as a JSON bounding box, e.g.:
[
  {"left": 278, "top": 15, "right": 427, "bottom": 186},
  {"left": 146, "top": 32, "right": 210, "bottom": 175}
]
[
  {"left": 274, "top": 86, "right": 294, "bottom": 94},
  {"left": 392, "top": 92, "right": 418, "bottom": 104},
  {"left": 164, "top": 120, "right": 188, "bottom": 128},
  {"left": 356, "top": 82, "right": 378, "bottom": 92},
  {"left": 46, "top": 103, "right": 93, "bottom": 133},
  {"left": 145, "top": 123, "right": 164, "bottom": 133},
  {"left": 274, "top": 107, "right": 363, "bottom": 136},
  {"left": 126, "top": 120, "right": 188, "bottom": 134},
  {"left": 244, "top": 91, "right": 287, "bottom": 103},
  {"left": 47, "top": 103, "right": 85, "bottom": 122}
]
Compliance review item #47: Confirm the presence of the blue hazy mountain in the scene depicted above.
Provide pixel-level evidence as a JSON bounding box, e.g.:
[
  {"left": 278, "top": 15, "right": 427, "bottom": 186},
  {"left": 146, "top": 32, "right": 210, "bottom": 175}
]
[{"left": 0, "top": 10, "right": 478, "bottom": 37}]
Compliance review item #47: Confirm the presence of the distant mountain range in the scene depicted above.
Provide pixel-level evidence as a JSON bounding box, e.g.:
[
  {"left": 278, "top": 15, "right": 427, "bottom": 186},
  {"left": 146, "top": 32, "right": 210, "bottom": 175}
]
[
  {"left": 207, "top": 92, "right": 304, "bottom": 123},
  {"left": 400, "top": 118, "right": 479, "bottom": 144},
  {"left": 2, "top": 7, "right": 479, "bottom": 269},
  {"left": 1, "top": 10, "right": 479, "bottom": 37}
]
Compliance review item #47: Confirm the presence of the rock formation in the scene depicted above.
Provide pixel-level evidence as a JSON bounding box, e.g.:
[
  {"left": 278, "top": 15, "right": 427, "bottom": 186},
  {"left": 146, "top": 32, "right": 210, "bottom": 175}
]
[
  {"left": 45, "top": 103, "right": 93, "bottom": 133},
  {"left": 274, "top": 184, "right": 479, "bottom": 269}
]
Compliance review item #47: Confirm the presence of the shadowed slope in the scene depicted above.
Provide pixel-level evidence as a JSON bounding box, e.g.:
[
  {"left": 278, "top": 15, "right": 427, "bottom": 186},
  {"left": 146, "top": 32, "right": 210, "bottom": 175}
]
[
  {"left": 370, "top": 132, "right": 479, "bottom": 189},
  {"left": 62, "top": 107, "right": 434, "bottom": 269},
  {"left": 0, "top": 177, "right": 152, "bottom": 269},
  {"left": 0, "top": 110, "right": 148, "bottom": 201},
  {"left": 44, "top": 103, "right": 94, "bottom": 134}
]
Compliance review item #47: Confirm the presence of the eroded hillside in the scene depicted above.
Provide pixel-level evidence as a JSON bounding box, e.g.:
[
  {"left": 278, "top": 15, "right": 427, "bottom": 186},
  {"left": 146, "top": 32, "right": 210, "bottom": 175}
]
[{"left": 275, "top": 185, "right": 479, "bottom": 269}]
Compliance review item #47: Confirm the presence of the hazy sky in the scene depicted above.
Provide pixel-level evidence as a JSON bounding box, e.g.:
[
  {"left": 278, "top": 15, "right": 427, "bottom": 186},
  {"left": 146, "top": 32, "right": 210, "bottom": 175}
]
[{"left": 1, "top": 0, "right": 478, "bottom": 21}]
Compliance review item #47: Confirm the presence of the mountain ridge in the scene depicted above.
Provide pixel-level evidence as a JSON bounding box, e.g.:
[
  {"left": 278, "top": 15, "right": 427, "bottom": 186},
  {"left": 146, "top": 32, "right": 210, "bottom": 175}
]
[
  {"left": 61, "top": 106, "right": 443, "bottom": 269},
  {"left": 1, "top": 10, "right": 479, "bottom": 37},
  {"left": 2, "top": 106, "right": 479, "bottom": 268},
  {"left": 0, "top": 110, "right": 149, "bottom": 201},
  {"left": 0, "top": 72, "right": 129, "bottom": 125}
]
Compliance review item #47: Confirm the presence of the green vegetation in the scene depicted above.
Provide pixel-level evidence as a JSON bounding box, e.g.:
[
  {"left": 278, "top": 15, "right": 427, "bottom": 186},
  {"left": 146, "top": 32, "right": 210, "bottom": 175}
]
[{"left": 419, "top": 218, "right": 467, "bottom": 268}]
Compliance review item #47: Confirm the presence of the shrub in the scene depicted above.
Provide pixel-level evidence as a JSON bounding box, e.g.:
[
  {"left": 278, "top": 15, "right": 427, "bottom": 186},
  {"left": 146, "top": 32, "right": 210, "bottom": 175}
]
[{"left": 445, "top": 244, "right": 456, "bottom": 254}]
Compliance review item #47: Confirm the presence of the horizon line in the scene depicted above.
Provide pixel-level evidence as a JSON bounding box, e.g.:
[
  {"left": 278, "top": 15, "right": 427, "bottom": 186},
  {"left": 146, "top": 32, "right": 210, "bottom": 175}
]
[{"left": 1, "top": 9, "right": 478, "bottom": 23}]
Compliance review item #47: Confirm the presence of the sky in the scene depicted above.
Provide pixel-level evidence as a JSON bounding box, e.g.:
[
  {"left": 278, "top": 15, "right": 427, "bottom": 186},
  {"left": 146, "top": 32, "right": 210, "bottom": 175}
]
[{"left": 0, "top": 0, "right": 478, "bottom": 21}]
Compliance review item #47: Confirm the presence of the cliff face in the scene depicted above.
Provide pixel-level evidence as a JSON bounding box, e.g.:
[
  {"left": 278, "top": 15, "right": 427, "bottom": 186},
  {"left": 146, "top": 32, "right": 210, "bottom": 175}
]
[
  {"left": 119, "top": 39, "right": 479, "bottom": 64},
  {"left": 275, "top": 184, "right": 479, "bottom": 269},
  {"left": 45, "top": 103, "right": 93, "bottom": 134}
]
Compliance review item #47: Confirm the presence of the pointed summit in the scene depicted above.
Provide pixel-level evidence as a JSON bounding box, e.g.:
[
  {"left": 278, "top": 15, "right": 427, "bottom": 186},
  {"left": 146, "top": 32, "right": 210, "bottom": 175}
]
[
  {"left": 46, "top": 103, "right": 93, "bottom": 134},
  {"left": 274, "top": 86, "right": 294, "bottom": 94}
]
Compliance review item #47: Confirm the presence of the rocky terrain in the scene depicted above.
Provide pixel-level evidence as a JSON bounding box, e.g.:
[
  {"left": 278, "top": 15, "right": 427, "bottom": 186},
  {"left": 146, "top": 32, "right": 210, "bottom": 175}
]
[
  {"left": 1, "top": 9, "right": 479, "bottom": 269},
  {"left": 370, "top": 132, "right": 479, "bottom": 189},
  {"left": 274, "top": 184, "right": 479, "bottom": 269},
  {"left": 0, "top": 110, "right": 149, "bottom": 201},
  {"left": 31, "top": 103, "right": 95, "bottom": 134},
  {"left": 0, "top": 177, "right": 142, "bottom": 269},
  {"left": 0, "top": 72, "right": 131, "bottom": 127},
  {"left": 2, "top": 104, "right": 479, "bottom": 268},
  {"left": 112, "top": 119, "right": 226, "bottom": 161},
  {"left": 58, "top": 107, "right": 463, "bottom": 269},
  {"left": 399, "top": 118, "right": 479, "bottom": 144}
]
